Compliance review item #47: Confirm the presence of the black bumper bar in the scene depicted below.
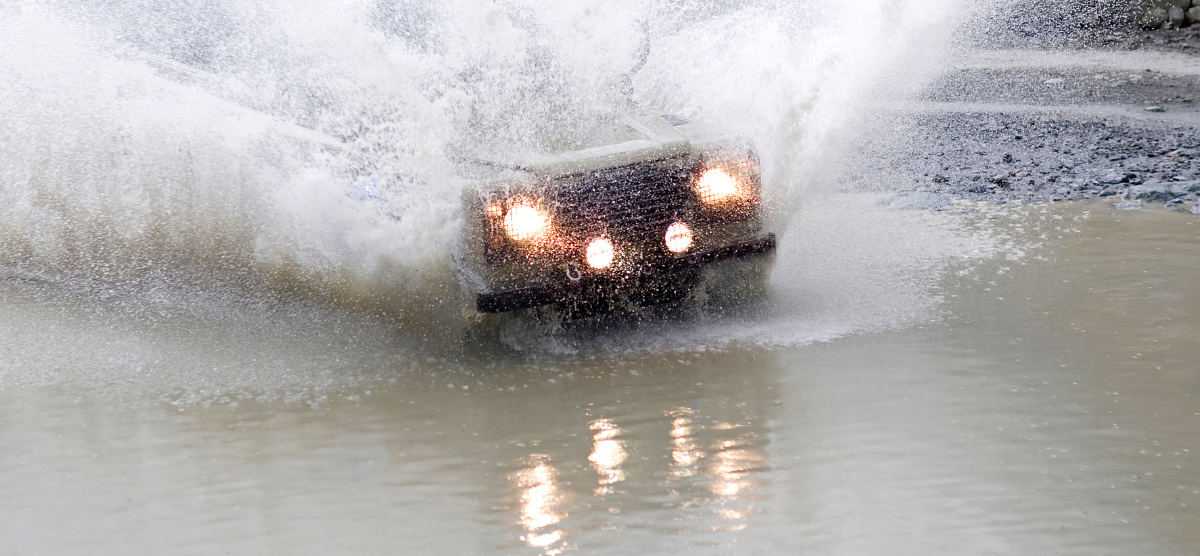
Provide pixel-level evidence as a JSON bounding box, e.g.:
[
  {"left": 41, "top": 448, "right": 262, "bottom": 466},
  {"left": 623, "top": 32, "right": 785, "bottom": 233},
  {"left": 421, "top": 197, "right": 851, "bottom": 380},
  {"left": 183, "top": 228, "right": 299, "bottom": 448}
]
[{"left": 476, "top": 233, "right": 776, "bottom": 314}]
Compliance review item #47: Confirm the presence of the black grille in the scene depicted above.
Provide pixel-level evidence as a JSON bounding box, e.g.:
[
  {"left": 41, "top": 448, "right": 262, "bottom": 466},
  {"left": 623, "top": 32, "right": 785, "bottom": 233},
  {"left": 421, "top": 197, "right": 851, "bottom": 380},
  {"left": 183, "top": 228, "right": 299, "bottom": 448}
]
[{"left": 551, "top": 159, "right": 692, "bottom": 247}]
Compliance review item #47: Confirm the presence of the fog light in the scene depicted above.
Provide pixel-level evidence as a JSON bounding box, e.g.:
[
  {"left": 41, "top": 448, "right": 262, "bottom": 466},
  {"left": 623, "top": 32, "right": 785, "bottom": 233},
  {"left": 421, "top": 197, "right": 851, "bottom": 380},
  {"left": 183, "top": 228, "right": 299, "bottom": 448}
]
[
  {"left": 664, "top": 222, "right": 693, "bottom": 253},
  {"left": 586, "top": 237, "right": 615, "bottom": 269}
]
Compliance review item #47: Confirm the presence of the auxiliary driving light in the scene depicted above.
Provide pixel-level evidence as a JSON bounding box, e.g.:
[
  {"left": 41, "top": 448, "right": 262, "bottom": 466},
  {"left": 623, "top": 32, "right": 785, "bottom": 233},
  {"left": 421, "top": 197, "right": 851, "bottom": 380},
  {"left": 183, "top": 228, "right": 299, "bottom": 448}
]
[
  {"left": 694, "top": 168, "right": 740, "bottom": 204},
  {"left": 503, "top": 202, "right": 550, "bottom": 241},
  {"left": 664, "top": 222, "right": 694, "bottom": 253},
  {"left": 585, "top": 237, "right": 615, "bottom": 269}
]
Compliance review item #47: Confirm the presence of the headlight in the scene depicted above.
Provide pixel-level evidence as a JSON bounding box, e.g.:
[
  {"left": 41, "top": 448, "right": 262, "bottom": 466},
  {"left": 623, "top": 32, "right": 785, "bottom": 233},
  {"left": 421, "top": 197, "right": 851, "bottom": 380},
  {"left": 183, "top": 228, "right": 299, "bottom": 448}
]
[
  {"left": 694, "top": 168, "right": 740, "bottom": 204},
  {"left": 502, "top": 201, "right": 550, "bottom": 241}
]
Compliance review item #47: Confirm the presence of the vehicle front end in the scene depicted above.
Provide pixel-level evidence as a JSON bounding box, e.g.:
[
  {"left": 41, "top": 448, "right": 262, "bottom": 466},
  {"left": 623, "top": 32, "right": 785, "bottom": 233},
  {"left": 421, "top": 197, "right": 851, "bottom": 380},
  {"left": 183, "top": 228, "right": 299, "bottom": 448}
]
[{"left": 460, "top": 126, "right": 775, "bottom": 315}]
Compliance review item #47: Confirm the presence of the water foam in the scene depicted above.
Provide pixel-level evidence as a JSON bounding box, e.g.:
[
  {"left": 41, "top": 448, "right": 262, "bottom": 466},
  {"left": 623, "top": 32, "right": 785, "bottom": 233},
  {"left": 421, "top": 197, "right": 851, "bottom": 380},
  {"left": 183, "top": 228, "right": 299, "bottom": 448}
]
[{"left": 0, "top": 0, "right": 1012, "bottom": 384}]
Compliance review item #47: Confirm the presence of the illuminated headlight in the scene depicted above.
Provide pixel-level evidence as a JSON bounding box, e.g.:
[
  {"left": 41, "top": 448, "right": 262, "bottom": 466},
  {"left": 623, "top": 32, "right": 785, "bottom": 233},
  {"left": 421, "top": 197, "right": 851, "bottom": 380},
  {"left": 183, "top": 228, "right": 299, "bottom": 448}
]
[
  {"left": 664, "top": 222, "right": 694, "bottom": 253},
  {"left": 693, "top": 168, "right": 741, "bottom": 204},
  {"left": 585, "top": 237, "right": 615, "bottom": 269},
  {"left": 502, "top": 201, "right": 550, "bottom": 241}
]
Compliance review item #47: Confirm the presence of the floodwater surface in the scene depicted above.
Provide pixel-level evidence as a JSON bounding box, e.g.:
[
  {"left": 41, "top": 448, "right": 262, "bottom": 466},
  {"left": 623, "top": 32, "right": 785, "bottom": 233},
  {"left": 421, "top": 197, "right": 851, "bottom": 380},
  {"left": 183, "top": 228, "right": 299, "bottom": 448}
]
[
  {"left": 2, "top": 202, "right": 1197, "bottom": 555},
  {"left": 2, "top": 2, "right": 1199, "bottom": 554}
]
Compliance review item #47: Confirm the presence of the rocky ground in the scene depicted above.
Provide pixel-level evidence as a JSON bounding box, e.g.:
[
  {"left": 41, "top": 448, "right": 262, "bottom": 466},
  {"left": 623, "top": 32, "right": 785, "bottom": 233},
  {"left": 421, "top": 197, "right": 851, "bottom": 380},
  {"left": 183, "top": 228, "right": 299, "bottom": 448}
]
[
  {"left": 1008, "top": 19, "right": 1200, "bottom": 51},
  {"left": 1096, "top": 24, "right": 1200, "bottom": 51},
  {"left": 849, "top": 45, "right": 1200, "bottom": 214}
]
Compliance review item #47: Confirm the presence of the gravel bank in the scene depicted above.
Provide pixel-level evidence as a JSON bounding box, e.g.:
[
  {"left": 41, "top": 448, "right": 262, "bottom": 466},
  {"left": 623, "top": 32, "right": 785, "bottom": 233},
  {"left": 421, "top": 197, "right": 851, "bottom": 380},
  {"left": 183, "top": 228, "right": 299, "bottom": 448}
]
[{"left": 848, "top": 49, "right": 1200, "bottom": 212}]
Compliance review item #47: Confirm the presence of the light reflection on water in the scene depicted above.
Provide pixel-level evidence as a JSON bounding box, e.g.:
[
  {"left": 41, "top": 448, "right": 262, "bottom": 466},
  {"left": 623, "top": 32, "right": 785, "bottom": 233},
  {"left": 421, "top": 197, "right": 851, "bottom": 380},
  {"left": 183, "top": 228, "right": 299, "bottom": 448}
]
[
  {"left": 705, "top": 435, "right": 763, "bottom": 533},
  {"left": 708, "top": 437, "right": 761, "bottom": 494},
  {"left": 3, "top": 204, "right": 1200, "bottom": 554},
  {"left": 501, "top": 400, "right": 772, "bottom": 551},
  {"left": 510, "top": 454, "right": 566, "bottom": 553},
  {"left": 588, "top": 418, "right": 627, "bottom": 496},
  {"left": 668, "top": 408, "right": 701, "bottom": 477}
]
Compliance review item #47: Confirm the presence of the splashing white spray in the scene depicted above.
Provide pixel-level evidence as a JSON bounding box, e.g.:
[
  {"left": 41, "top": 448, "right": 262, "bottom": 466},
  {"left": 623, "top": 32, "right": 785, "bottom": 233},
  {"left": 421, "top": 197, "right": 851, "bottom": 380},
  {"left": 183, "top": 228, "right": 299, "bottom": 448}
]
[{"left": 0, "top": 0, "right": 987, "bottom": 357}]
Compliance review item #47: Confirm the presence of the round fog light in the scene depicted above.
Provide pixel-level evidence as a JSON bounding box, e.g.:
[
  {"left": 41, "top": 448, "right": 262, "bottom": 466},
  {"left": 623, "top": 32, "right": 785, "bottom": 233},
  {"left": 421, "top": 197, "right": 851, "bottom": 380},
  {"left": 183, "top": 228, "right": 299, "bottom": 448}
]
[
  {"left": 664, "top": 222, "right": 693, "bottom": 253},
  {"left": 586, "top": 237, "right": 615, "bottom": 269}
]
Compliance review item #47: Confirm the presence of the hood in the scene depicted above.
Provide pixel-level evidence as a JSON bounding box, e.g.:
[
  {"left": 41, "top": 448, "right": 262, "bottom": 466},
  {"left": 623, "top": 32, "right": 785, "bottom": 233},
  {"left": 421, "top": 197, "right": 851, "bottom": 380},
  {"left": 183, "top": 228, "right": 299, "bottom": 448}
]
[{"left": 453, "top": 112, "right": 693, "bottom": 180}]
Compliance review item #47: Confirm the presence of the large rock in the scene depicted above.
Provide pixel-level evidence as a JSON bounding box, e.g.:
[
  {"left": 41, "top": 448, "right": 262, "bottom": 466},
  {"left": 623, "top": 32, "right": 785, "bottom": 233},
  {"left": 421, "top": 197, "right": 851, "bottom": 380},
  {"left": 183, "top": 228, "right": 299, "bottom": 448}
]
[
  {"left": 1128, "top": 180, "right": 1200, "bottom": 201},
  {"left": 1169, "top": 5, "right": 1188, "bottom": 25},
  {"left": 1188, "top": 6, "right": 1200, "bottom": 24},
  {"left": 1138, "top": 0, "right": 1191, "bottom": 26},
  {"left": 1142, "top": 7, "right": 1169, "bottom": 26}
]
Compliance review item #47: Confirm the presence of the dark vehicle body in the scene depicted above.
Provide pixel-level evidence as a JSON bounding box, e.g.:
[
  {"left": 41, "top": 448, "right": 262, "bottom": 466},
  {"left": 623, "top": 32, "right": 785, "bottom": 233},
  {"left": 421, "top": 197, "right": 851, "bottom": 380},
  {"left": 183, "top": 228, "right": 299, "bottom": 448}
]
[{"left": 456, "top": 113, "right": 775, "bottom": 315}]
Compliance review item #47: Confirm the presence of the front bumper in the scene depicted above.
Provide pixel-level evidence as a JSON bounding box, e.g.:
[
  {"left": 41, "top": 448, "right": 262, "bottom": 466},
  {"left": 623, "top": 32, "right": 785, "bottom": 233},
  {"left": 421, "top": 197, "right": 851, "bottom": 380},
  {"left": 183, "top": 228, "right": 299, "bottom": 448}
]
[{"left": 476, "top": 233, "right": 776, "bottom": 313}]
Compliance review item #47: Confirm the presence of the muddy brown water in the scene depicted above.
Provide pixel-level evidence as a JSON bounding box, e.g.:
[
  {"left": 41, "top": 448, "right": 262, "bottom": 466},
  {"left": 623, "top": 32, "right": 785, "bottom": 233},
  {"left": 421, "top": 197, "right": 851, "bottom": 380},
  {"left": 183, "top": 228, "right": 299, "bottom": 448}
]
[{"left": 1, "top": 202, "right": 1198, "bottom": 555}]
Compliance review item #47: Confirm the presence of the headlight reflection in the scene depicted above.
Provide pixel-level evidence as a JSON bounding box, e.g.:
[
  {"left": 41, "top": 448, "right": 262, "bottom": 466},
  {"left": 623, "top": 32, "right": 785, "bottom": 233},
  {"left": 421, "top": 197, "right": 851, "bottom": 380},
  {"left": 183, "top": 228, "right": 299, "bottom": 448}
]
[
  {"left": 706, "top": 435, "right": 763, "bottom": 531},
  {"left": 665, "top": 409, "right": 766, "bottom": 532},
  {"left": 588, "top": 418, "right": 627, "bottom": 495},
  {"left": 509, "top": 454, "right": 565, "bottom": 554},
  {"left": 668, "top": 408, "right": 702, "bottom": 478}
]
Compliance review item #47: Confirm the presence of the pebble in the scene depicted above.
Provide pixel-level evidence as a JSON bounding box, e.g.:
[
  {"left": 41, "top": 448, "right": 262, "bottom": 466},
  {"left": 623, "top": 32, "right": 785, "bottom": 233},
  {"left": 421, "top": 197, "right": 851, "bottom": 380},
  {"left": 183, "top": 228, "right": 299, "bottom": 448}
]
[
  {"left": 851, "top": 100, "right": 1197, "bottom": 207},
  {"left": 1145, "top": 106, "right": 1166, "bottom": 112},
  {"left": 1192, "top": 203, "right": 1200, "bottom": 215},
  {"left": 1114, "top": 200, "right": 1144, "bottom": 210}
]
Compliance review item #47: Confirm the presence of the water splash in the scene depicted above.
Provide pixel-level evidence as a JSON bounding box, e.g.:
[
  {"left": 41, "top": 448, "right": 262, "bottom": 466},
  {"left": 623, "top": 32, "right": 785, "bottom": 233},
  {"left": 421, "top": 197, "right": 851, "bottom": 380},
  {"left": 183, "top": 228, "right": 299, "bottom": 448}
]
[{"left": 0, "top": 0, "right": 1010, "bottom": 372}]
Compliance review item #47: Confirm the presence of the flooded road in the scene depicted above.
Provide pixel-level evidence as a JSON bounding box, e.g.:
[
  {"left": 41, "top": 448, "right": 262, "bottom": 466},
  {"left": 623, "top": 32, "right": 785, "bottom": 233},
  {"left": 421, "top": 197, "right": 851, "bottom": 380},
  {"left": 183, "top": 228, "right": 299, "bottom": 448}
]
[
  {"left": 3, "top": 2, "right": 1200, "bottom": 554},
  {"left": 3, "top": 202, "right": 1197, "bottom": 555}
]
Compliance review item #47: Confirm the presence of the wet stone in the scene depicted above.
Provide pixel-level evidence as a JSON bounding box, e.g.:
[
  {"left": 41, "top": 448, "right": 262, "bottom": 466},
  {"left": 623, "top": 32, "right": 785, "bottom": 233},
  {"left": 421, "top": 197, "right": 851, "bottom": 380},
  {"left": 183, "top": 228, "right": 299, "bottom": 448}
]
[
  {"left": 1129, "top": 180, "right": 1200, "bottom": 201},
  {"left": 1169, "top": 6, "right": 1187, "bottom": 28},
  {"left": 1100, "top": 171, "right": 1127, "bottom": 184},
  {"left": 843, "top": 68, "right": 1199, "bottom": 206},
  {"left": 1143, "top": 7, "right": 1168, "bottom": 28},
  {"left": 1114, "top": 200, "right": 1144, "bottom": 210}
]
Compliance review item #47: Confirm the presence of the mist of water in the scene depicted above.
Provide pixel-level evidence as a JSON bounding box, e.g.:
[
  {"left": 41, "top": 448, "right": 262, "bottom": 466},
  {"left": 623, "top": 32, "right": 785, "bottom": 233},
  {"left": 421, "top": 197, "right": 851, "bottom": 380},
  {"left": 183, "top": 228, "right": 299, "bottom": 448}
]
[{"left": 0, "top": 0, "right": 1009, "bottom": 367}]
